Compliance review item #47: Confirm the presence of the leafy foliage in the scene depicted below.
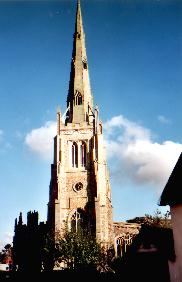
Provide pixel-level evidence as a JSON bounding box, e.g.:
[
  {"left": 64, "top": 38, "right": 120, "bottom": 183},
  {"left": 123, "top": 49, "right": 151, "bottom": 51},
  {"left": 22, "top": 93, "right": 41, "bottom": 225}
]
[
  {"left": 54, "top": 231, "right": 106, "bottom": 270},
  {"left": 126, "top": 209, "right": 171, "bottom": 228}
]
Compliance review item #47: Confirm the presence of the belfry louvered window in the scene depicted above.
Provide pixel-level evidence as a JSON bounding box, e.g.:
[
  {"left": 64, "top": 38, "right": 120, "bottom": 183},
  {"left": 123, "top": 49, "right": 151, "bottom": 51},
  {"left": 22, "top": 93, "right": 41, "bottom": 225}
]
[
  {"left": 80, "top": 141, "right": 86, "bottom": 167},
  {"left": 72, "top": 142, "right": 78, "bottom": 167}
]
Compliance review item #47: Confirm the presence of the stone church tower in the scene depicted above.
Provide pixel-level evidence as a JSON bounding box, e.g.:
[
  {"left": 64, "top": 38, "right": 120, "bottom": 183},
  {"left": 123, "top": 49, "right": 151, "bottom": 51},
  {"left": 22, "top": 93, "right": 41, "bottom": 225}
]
[{"left": 47, "top": 0, "right": 113, "bottom": 247}]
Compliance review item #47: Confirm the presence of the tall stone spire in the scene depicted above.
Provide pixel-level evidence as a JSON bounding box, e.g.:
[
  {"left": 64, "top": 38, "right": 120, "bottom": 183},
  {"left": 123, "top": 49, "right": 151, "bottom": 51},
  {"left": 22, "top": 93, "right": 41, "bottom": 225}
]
[
  {"left": 48, "top": 0, "right": 114, "bottom": 250},
  {"left": 66, "top": 0, "right": 93, "bottom": 124}
]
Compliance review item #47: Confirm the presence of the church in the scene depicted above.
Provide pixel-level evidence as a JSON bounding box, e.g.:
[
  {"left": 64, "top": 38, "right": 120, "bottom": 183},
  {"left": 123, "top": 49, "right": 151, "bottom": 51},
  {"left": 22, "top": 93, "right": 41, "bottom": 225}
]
[
  {"left": 47, "top": 0, "right": 114, "bottom": 248},
  {"left": 13, "top": 0, "right": 140, "bottom": 269},
  {"left": 47, "top": 0, "right": 140, "bottom": 250}
]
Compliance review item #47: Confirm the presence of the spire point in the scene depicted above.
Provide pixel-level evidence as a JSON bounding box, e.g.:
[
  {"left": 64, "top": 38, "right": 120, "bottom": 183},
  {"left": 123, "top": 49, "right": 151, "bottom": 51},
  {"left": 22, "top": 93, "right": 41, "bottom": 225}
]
[
  {"left": 76, "top": 0, "right": 81, "bottom": 15},
  {"left": 66, "top": 0, "right": 93, "bottom": 124}
]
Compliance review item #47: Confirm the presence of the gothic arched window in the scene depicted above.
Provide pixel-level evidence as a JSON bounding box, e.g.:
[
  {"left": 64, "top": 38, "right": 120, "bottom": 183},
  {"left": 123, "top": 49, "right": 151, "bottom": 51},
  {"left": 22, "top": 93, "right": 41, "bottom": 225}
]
[
  {"left": 71, "top": 209, "right": 85, "bottom": 233},
  {"left": 72, "top": 142, "right": 78, "bottom": 167},
  {"left": 75, "top": 91, "right": 82, "bottom": 105},
  {"left": 80, "top": 141, "right": 86, "bottom": 167}
]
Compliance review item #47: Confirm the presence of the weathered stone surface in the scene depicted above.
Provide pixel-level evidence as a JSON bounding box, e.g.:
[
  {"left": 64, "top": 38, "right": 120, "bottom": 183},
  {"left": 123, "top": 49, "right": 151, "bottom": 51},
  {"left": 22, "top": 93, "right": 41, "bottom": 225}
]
[{"left": 47, "top": 0, "right": 113, "bottom": 249}]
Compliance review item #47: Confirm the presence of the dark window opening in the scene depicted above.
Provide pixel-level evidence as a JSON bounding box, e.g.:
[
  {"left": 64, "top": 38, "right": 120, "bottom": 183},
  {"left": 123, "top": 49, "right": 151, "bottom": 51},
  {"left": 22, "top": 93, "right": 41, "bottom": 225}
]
[
  {"left": 83, "top": 61, "right": 87, "bottom": 69},
  {"left": 72, "top": 142, "right": 78, "bottom": 167},
  {"left": 80, "top": 142, "right": 86, "bottom": 167},
  {"left": 75, "top": 91, "right": 82, "bottom": 105},
  {"left": 75, "top": 182, "right": 83, "bottom": 192},
  {"left": 77, "top": 32, "right": 81, "bottom": 39}
]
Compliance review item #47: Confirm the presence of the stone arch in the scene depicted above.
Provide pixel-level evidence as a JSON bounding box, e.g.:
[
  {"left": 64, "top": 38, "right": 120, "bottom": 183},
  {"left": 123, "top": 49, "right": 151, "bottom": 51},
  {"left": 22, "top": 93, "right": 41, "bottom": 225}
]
[{"left": 72, "top": 142, "right": 78, "bottom": 167}]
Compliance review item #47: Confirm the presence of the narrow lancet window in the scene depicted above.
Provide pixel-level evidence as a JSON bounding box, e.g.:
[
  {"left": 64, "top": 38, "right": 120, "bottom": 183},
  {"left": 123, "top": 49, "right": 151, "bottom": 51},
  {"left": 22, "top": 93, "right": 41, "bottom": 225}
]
[
  {"left": 78, "top": 94, "right": 82, "bottom": 105},
  {"left": 80, "top": 141, "right": 86, "bottom": 167},
  {"left": 72, "top": 142, "right": 78, "bottom": 167}
]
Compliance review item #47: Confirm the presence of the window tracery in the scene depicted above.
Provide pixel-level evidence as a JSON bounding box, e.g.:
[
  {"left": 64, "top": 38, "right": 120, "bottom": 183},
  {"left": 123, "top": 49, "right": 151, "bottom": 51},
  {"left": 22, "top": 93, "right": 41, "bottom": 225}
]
[
  {"left": 74, "top": 90, "right": 82, "bottom": 105},
  {"left": 70, "top": 209, "right": 85, "bottom": 233},
  {"left": 74, "top": 182, "right": 83, "bottom": 192}
]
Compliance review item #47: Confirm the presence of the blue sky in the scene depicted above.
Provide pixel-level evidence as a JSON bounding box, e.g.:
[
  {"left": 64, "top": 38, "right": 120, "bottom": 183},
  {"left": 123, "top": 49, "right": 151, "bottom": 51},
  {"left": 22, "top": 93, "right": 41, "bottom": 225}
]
[{"left": 0, "top": 0, "right": 182, "bottom": 249}]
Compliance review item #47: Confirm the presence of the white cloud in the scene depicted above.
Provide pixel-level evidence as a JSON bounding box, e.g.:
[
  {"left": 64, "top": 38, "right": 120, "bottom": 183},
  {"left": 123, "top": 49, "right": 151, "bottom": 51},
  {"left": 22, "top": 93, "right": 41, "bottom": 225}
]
[
  {"left": 104, "top": 115, "right": 182, "bottom": 191},
  {"left": 158, "top": 115, "right": 171, "bottom": 124},
  {"left": 24, "top": 115, "right": 182, "bottom": 193},
  {"left": 0, "top": 232, "right": 13, "bottom": 251},
  {"left": 25, "top": 121, "right": 56, "bottom": 160},
  {"left": 104, "top": 115, "right": 151, "bottom": 141}
]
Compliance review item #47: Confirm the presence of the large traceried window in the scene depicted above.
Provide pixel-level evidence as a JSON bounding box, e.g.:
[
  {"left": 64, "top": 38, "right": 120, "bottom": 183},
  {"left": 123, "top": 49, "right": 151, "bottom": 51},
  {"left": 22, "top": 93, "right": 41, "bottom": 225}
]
[
  {"left": 71, "top": 209, "right": 85, "bottom": 233},
  {"left": 80, "top": 141, "right": 86, "bottom": 167},
  {"left": 72, "top": 142, "right": 78, "bottom": 167}
]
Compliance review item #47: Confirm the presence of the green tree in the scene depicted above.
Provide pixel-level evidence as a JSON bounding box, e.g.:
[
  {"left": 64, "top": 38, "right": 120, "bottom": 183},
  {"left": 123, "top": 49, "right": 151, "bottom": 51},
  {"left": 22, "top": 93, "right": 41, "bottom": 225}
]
[
  {"left": 126, "top": 209, "right": 171, "bottom": 228},
  {"left": 52, "top": 230, "right": 113, "bottom": 272}
]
